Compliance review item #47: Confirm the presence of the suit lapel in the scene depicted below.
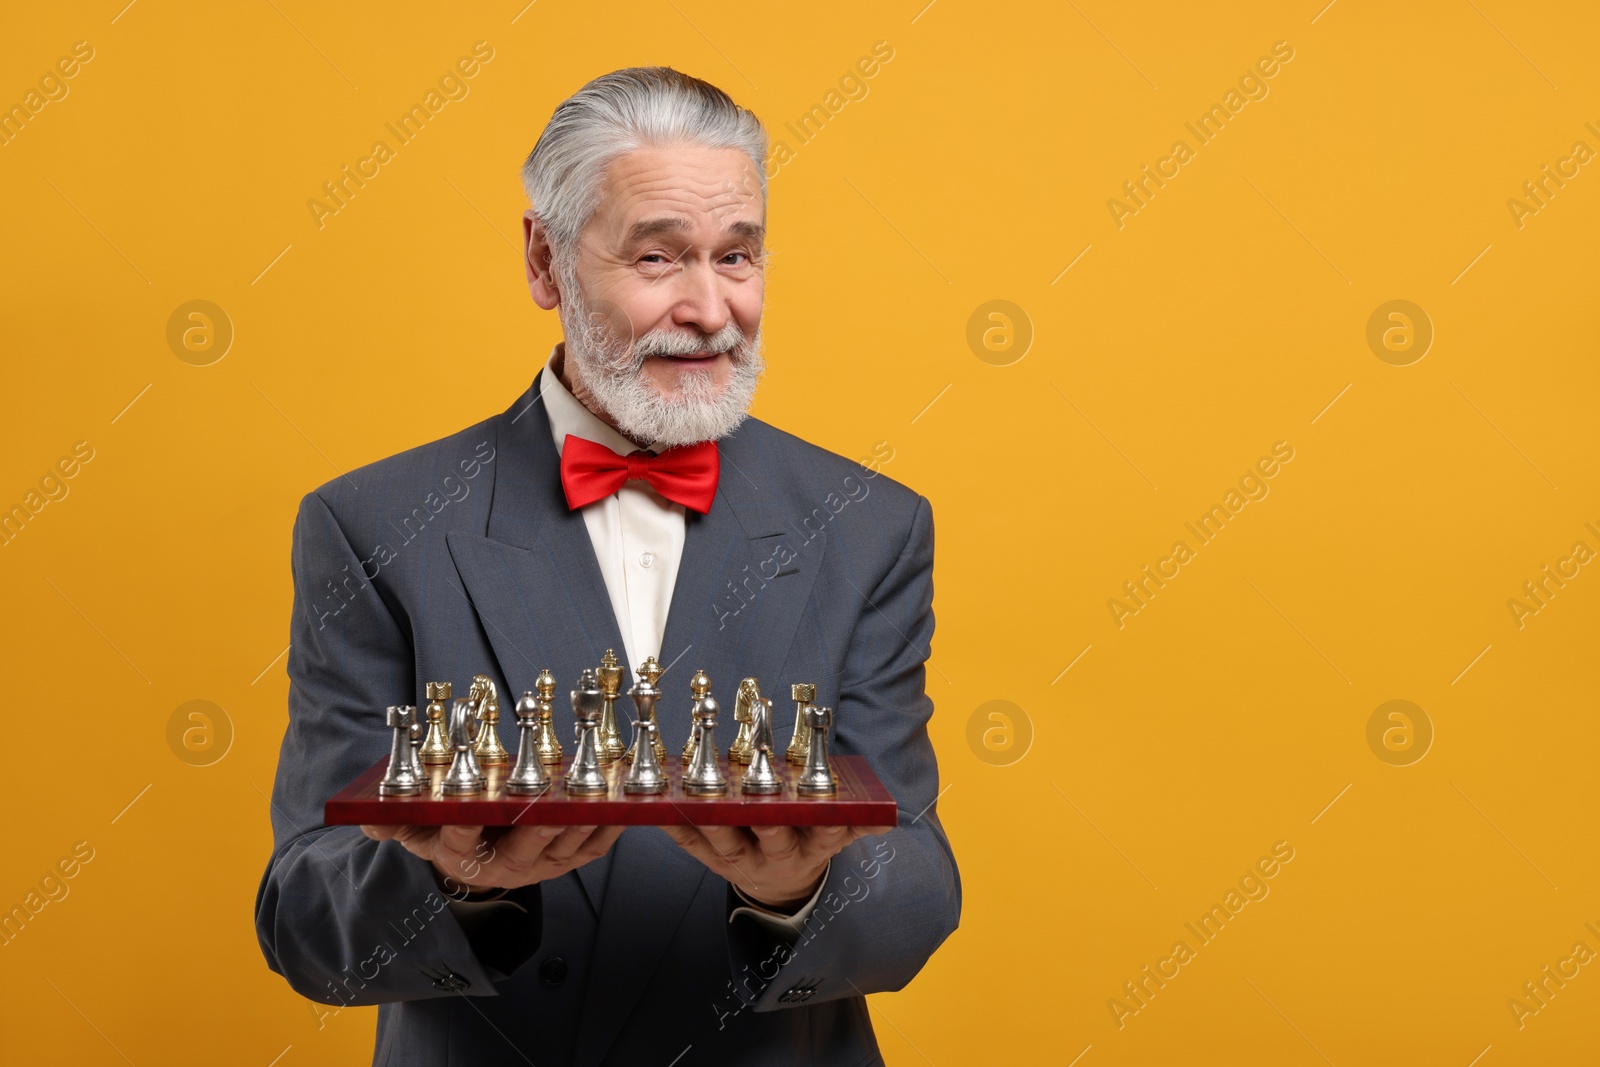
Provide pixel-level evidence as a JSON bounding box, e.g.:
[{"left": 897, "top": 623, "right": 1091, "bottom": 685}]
[{"left": 446, "top": 374, "right": 629, "bottom": 911}]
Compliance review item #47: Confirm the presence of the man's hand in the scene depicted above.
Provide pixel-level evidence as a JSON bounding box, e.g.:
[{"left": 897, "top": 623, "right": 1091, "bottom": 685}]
[
  {"left": 664, "top": 824, "right": 894, "bottom": 911},
  {"left": 360, "top": 823, "right": 624, "bottom": 894}
]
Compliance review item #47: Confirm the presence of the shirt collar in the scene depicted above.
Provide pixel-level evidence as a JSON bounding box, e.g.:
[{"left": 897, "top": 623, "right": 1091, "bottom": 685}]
[{"left": 538, "top": 343, "right": 664, "bottom": 457}]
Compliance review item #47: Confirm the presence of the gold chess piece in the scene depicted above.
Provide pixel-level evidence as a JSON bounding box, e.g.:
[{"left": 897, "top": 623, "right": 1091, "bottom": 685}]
[
  {"left": 786, "top": 682, "right": 816, "bottom": 765},
  {"left": 419, "top": 681, "right": 454, "bottom": 765},
  {"left": 682, "top": 669, "right": 713, "bottom": 766},
  {"left": 596, "top": 649, "right": 628, "bottom": 764},
  {"left": 469, "top": 674, "right": 511, "bottom": 766},
  {"left": 626, "top": 656, "right": 670, "bottom": 765},
  {"left": 530, "top": 668, "right": 564, "bottom": 765},
  {"left": 728, "top": 677, "right": 761, "bottom": 764}
]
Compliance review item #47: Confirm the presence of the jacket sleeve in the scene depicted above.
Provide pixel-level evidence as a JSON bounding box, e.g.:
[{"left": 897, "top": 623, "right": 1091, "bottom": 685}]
[
  {"left": 253, "top": 491, "right": 542, "bottom": 1006},
  {"left": 726, "top": 493, "right": 962, "bottom": 1012}
]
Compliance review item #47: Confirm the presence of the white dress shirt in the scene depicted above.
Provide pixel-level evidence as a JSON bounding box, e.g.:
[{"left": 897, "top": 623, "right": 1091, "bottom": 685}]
[{"left": 539, "top": 345, "right": 827, "bottom": 935}]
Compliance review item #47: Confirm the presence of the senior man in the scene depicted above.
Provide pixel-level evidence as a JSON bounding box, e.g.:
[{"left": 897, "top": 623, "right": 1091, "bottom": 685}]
[{"left": 255, "top": 66, "right": 960, "bottom": 1066}]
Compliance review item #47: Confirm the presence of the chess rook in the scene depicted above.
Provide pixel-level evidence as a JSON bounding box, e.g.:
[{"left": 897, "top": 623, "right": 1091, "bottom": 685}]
[
  {"left": 796, "top": 702, "right": 837, "bottom": 796},
  {"left": 566, "top": 668, "right": 609, "bottom": 796},
  {"left": 378, "top": 705, "right": 423, "bottom": 796}
]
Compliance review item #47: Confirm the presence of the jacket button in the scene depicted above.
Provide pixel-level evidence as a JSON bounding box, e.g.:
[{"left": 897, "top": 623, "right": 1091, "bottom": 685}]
[
  {"left": 432, "top": 973, "right": 470, "bottom": 992},
  {"left": 539, "top": 956, "right": 568, "bottom": 986}
]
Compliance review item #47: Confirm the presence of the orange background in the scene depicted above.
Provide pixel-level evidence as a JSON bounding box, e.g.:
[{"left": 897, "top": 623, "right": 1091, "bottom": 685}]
[{"left": 2, "top": 1, "right": 1597, "bottom": 1064}]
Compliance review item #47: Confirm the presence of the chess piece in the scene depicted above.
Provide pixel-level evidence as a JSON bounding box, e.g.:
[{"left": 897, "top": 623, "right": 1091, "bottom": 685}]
[
  {"left": 796, "top": 703, "right": 837, "bottom": 796},
  {"left": 681, "top": 670, "right": 715, "bottom": 766},
  {"left": 530, "top": 669, "right": 564, "bottom": 765},
  {"left": 626, "top": 662, "right": 669, "bottom": 766},
  {"left": 728, "top": 677, "right": 761, "bottom": 764},
  {"left": 596, "top": 650, "right": 628, "bottom": 764},
  {"left": 740, "top": 697, "right": 783, "bottom": 795},
  {"left": 378, "top": 706, "right": 423, "bottom": 796},
  {"left": 419, "top": 681, "right": 454, "bottom": 765},
  {"left": 786, "top": 683, "right": 817, "bottom": 765},
  {"left": 441, "top": 699, "right": 484, "bottom": 796},
  {"left": 682, "top": 682, "right": 728, "bottom": 796},
  {"left": 565, "top": 669, "right": 609, "bottom": 796},
  {"left": 623, "top": 719, "right": 668, "bottom": 794},
  {"left": 407, "top": 717, "right": 426, "bottom": 780},
  {"left": 469, "top": 674, "right": 511, "bottom": 766},
  {"left": 505, "top": 690, "right": 551, "bottom": 796}
]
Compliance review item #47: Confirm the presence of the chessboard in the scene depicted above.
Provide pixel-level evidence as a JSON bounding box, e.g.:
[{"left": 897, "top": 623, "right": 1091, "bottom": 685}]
[{"left": 324, "top": 754, "right": 897, "bottom": 827}]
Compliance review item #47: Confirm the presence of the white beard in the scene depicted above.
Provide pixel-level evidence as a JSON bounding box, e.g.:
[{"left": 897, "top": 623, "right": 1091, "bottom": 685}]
[{"left": 559, "top": 265, "right": 764, "bottom": 449}]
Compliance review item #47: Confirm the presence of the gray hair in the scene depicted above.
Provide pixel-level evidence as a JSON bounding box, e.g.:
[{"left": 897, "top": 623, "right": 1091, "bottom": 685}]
[{"left": 520, "top": 67, "right": 767, "bottom": 255}]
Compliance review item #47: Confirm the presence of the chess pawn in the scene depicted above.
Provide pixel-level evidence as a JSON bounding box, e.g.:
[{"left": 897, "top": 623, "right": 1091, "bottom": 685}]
[
  {"left": 596, "top": 649, "right": 628, "bottom": 764},
  {"left": 728, "top": 678, "right": 761, "bottom": 764},
  {"left": 565, "top": 669, "right": 609, "bottom": 796},
  {"left": 626, "top": 665, "right": 669, "bottom": 766},
  {"left": 419, "top": 681, "right": 454, "bottom": 765},
  {"left": 468, "top": 675, "right": 511, "bottom": 766},
  {"left": 379, "top": 706, "right": 423, "bottom": 796},
  {"left": 407, "top": 718, "right": 426, "bottom": 780},
  {"left": 441, "top": 699, "right": 484, "bottom": 796},
  {"left": 505, "top": 690, "right": 551, "bottom": 796},
  {"left": 623, "top": 719, "right": 668, "bottom": 794},
  {"left": 682, "top": 686, "right": 728, "bottom": 796},
  {"left": 796, "top": 703, "right": 837, "bottom": 796},
  {"left": 681, "top": 670, "right": 715, "bottom": 766},
  {"left": 740, "top": 698, "right": 783, "bottom": 795}
]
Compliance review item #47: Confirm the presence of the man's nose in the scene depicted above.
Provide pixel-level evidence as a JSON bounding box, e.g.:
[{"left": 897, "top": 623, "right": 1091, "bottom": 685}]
[{"left": 669, "top": 261, "right": 731, "bottom": 336}]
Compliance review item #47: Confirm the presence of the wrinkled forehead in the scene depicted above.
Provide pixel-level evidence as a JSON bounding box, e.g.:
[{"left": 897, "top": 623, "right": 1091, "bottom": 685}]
[{"left": 588, "top": 144, "right": 765, "bottom": 245}]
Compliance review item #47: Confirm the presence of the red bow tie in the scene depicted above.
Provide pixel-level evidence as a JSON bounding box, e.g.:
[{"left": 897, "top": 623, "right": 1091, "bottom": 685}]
[{"left": 559, "top": 434, "right": 720, "bottom": 514}]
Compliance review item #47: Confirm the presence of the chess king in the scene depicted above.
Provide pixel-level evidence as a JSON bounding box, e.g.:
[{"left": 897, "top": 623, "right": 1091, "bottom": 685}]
[{"left": 255, "top": 67, "right": 959, "bottom": 1067}]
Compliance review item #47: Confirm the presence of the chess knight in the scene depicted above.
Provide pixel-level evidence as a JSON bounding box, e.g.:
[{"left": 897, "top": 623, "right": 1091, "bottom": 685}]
[{"left": 257, "top": 64, "right": 958, "bottom": 1066}]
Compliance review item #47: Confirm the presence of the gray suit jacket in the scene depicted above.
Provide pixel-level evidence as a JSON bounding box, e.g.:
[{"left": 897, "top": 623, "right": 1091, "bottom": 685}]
[{"left": 255, "top": 372, "right": 961, "bottom": 1066}]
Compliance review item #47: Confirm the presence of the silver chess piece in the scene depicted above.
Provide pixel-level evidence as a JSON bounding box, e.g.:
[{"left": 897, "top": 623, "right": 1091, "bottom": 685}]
[
  {"left": 565, "top": 669, "right": 609, "bottom": 796},
  {"left": 622, "top": 719, "right": 668, "bottom": 794},
  {"left": 682, "top": 683, "right": 728, "bottom": 796},
  {"left": 441, "top": 699, "right": 484, "bottom": 796},
  {"left": 505, "top": 690, "right": 552, "bottom": 796},
  {"left": 786, "top": 682, "right": 816, "bottom": 765},
  {"left": 378, "top": 706, "right": 423, "bottom": 796},
  {"left": 740, "top": 697, "right": 783, "bottom": 795},
  {"left": 626, "top": 656, "right": 670, "bottom": 765},
  {"left": 796, "top": 703, "right": 837, "bottom": 796}
]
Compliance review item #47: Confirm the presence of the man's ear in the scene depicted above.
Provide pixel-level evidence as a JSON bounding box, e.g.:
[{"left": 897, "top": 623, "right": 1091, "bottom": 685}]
[{"left": 524, "top": 211, "right": 561, "bottom": 310}]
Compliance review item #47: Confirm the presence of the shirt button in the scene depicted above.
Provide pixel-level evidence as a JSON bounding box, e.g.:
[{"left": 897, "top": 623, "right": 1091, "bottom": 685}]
[{"left": 638, "top": 551, "right": 655, "bottom": 569}]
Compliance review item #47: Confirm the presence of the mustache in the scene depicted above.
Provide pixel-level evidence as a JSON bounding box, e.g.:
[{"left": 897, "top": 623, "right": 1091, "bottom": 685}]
[{"left": 632, "top": 321, "right": 748, "bottom": 359}]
